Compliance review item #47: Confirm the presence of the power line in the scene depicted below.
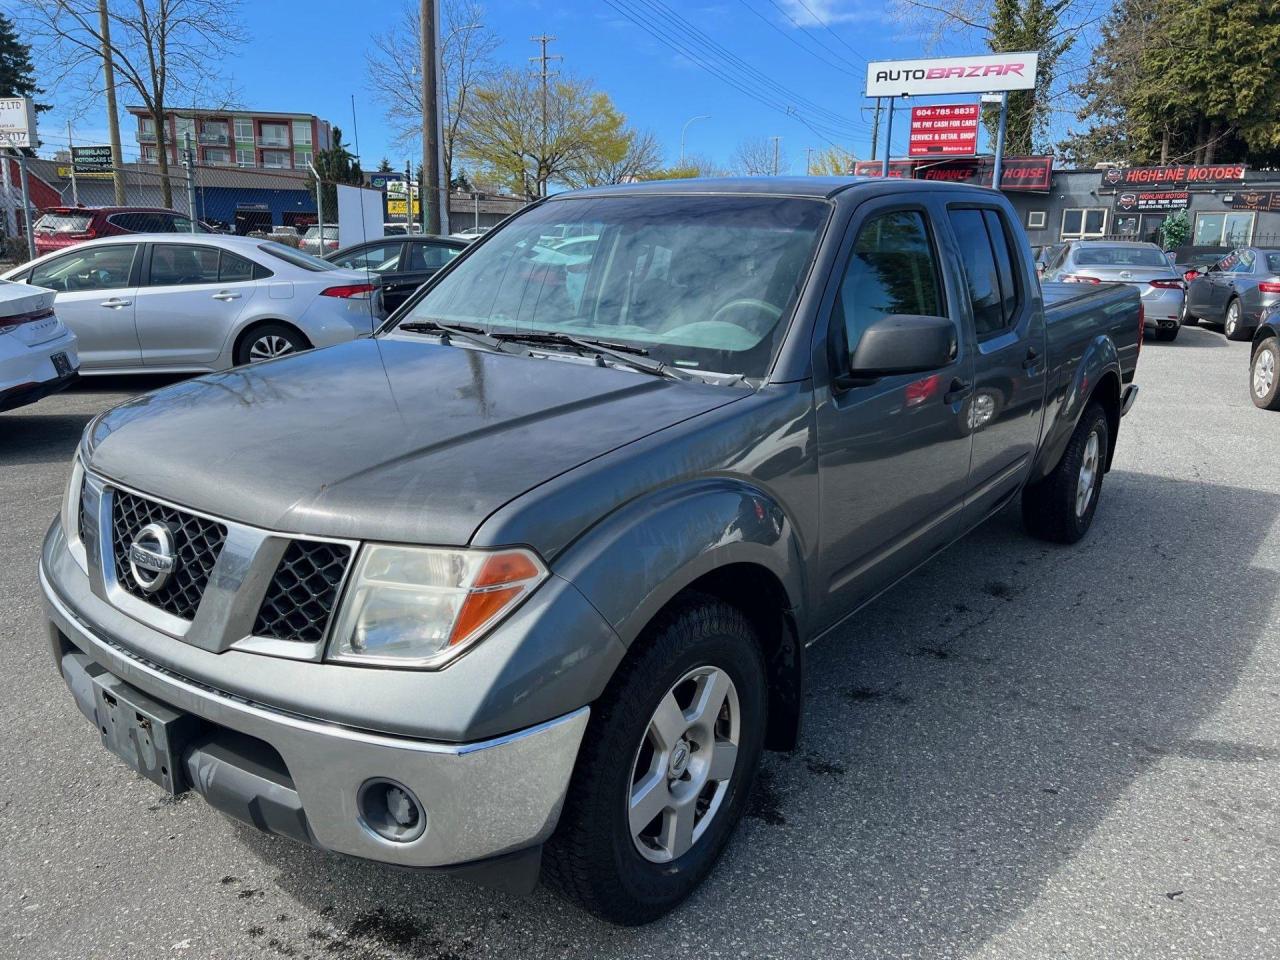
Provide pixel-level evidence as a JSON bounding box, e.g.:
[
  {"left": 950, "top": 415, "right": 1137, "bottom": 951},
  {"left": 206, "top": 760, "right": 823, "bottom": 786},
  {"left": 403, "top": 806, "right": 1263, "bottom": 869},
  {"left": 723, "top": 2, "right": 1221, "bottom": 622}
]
[
  {"left": 757, "top": 0, "right": 866, "bottom": 69},
  {"left": 733, "top": 0, "right": 861, "bottom": 77},
  {"left": 786, "top": 0, "right": 869, "bottom": 63}
]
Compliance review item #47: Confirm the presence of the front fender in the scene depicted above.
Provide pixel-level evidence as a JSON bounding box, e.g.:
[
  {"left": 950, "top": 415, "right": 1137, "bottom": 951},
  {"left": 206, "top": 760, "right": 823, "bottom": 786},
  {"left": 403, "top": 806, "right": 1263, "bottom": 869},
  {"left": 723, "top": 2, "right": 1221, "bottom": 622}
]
[
  {"left": 1030, "top": 334, "right": 1121, "bottom": 485},
  {"left": 552, "top": 478, "right": 806, "bottom": 648}
]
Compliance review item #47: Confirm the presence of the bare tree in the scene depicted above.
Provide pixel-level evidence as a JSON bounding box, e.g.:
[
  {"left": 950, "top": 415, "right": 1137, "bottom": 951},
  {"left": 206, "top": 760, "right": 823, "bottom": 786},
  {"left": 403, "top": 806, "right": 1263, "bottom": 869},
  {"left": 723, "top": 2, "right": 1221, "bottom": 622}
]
[
  {"left": 23, "top": 0, "right": 245, "bottom": 207},
  {"left": 365, "top": 0, "right": 499, "bottom": 188},
  {"left": 732, "top": 136, "right": 786, "bottom": 176},
  {"left": 562, "top": 129, "right": 663, "bottom": 187}
]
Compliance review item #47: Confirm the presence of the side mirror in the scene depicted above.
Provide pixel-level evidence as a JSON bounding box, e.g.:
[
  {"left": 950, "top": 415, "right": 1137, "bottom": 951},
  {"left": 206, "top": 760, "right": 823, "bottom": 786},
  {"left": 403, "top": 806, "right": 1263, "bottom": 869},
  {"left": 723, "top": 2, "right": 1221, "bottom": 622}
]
[{"left": 842, "top": 314, "right": 957, "bottom": 384}]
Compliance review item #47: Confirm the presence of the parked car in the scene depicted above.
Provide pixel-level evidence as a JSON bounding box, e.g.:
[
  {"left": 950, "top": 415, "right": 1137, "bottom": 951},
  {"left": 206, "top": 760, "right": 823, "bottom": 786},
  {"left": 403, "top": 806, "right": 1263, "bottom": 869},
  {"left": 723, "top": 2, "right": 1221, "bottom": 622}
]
[
  {"left": 299, "top": 224, "right": 340, "bottom": 255},
  {"left": 1249, "top": 306, "right": 1280, "bottom": 409},
  {"left": 326, "top": 235, "right": 466, "bottom": 313},
  {"left": 1041, "top": 239, "right": 1185, "bottom": 341},
  {"left": 382, "top": 222, "right": 423, "bottom": 236},
  {"left": 1033, "top": 242, "right": 1066, "bottom": 277},
  {"left": 33, "top": 206, "right": 206, "bottom": 256},
  {"left": 1182, "top": 247, "right": 1280, "bottom": 341},
  {"left": 40, "top": 178, "right": 1140, "bottom": 926},
  {"left": 450, "top": 225, "right": 490, "bottom": 242},
  {"left": 2, "top": 234, "right": 382, "bottom": 372},
  {"left": 0, "top": 280, "right": 79, "bottom": 413},
  {"left": 1170, "top": 249, "right": 1225, "bottom": 282}
]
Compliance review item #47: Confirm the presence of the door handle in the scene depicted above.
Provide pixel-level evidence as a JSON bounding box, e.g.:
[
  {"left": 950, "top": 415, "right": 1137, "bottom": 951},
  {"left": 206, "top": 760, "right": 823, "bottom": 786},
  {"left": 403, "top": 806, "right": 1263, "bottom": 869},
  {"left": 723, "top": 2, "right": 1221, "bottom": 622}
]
[
  {"left": 944, "top": 378, "right": 973, "bottom": 404},
  {"left": 1022, "top": 347, "right": 1040, "bottom": 371},
  {"left": 212, "top": 291, "right": 241, "bottom": 302},
  {"left": 99, "top": 298, "right": 131, "bottom": 308}
]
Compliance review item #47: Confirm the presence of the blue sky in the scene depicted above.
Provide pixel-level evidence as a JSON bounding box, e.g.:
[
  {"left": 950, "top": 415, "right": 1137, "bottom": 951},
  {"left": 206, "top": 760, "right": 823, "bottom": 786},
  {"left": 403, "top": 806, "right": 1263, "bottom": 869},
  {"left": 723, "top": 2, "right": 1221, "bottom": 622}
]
[{"left": 17, "top": 0, "right": 1008, "bottom": 172}]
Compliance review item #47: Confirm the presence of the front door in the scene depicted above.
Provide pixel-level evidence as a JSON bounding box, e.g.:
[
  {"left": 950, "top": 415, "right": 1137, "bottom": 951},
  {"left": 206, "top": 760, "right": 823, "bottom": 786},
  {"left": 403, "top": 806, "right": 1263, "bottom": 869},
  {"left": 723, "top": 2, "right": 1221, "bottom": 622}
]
[
  {"left": 134, "top": 243, "right": 256, "bottom": 367},
  {"left": 814, "top": 202, "right": 975, "bottom": 627},
  {"left": 28, "top": 242, "right": 142, "bottom": 370},
  {"left": 944, "top": 205, "right": 1047, "bottom": 522}
]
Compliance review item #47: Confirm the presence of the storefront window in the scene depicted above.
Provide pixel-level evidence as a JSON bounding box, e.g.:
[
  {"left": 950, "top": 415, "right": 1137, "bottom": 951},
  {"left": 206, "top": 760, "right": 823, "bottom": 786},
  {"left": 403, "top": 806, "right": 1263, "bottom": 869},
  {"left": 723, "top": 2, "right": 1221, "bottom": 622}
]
[{"left": 1193, "top": 212, "right": 1254, "bottom": 246}]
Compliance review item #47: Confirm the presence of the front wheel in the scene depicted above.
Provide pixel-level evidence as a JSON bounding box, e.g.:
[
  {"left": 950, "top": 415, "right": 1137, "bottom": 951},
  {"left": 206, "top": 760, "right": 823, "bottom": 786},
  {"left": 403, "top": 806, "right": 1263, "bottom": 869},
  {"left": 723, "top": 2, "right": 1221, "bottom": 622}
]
[
  {"left": 544, "top": 596, "right": 767, "bottom": 925},
  {"left": 1252, "top": 337, "right": 1280, "bottom": 410},
  {"left": 1224, "top": 299, "right": 1249, "bottom": 341},
  {"left": 1180, "top": 300, "right": 1199, "bottom": 326},
  {"left": 1022, "top": 403, "right": 1110, "bottom": 544}
]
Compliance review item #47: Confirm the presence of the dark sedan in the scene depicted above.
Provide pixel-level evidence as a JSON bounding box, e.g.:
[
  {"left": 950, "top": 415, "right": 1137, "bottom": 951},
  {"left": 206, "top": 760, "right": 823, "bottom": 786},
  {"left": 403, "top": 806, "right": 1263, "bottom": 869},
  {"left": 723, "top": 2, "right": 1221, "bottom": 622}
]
[
  {"left": 327, "top": 235, "right": 466, "bottom": 312},
  {"left": 1183, "top": 247, "right": 1280, "bottom": 340}
]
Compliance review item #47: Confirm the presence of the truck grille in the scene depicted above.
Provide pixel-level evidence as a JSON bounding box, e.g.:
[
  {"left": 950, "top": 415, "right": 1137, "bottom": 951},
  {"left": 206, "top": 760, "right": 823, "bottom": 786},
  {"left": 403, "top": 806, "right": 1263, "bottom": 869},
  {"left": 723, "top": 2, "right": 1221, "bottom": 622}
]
[
  {"left": 252, "top": 540, "right": 353, "bottom": 644},
  {"left": 111, "top": 490, "right": 227, "bottom": 620}
]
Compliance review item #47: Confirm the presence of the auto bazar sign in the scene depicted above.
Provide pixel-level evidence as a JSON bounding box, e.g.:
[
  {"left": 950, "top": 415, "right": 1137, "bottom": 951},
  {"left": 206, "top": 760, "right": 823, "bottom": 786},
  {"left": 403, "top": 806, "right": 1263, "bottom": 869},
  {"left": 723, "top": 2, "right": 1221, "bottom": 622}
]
[
  {"left": 1100, "top": 164, "right": 1247, "bottom": 188},
  {"left": 866, "top": 52, "right": 1038, "bottom": 97},
  {"left": 852, "top": 155, "right": 1052, "bottom": 192},
  {"left": 1114, "top": 191, "right": 1190, "bottom": 212},
  {"left": 1229, "top": 191, "right": 1280, "bottom": 212},
  {"left": 908, "top": 104, "right": 980, "bottom": 157}
]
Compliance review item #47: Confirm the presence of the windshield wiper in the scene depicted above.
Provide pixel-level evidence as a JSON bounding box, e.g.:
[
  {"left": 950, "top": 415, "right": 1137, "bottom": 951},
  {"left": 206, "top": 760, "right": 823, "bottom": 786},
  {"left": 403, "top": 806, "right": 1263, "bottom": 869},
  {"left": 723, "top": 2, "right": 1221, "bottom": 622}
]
[
  {"left": 398, "top": 318, "right": 517, "bottom": 354},
  {"left": 492, "top": 330, "right": 682, "bottom": 380}
]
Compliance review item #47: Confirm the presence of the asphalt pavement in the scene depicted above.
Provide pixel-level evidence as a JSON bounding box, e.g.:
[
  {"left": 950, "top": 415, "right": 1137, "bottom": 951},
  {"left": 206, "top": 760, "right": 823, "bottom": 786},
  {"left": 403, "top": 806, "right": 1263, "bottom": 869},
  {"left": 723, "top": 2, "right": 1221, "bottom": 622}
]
[{"left": 3, "top": 326, "right": 1279, "bottom": 959}]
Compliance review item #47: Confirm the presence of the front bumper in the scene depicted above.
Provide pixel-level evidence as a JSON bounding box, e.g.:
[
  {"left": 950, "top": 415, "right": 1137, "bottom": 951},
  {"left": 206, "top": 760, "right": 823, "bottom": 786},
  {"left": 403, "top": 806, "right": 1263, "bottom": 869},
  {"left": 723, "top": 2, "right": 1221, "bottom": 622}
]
[{"left": 42, "top": 559, "right": 589, "bottom": 872}]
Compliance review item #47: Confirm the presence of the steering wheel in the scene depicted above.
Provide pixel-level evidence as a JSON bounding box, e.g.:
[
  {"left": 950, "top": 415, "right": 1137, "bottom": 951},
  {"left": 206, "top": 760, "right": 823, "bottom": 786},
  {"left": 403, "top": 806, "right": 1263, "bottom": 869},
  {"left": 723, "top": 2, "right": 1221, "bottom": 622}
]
[{"left": 708, "top": 298, "right": 782, "bottom": 332}]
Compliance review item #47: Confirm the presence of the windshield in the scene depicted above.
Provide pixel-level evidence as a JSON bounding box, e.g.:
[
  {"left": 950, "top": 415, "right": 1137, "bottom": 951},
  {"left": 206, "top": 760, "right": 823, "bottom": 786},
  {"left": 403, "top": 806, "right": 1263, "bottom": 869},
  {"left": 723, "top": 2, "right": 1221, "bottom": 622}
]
[
  {"left": 1075, "top": 246, "right": 1169, "bottom": 267},
  {"left": 258, "top": 242, "right": 339, "bottom": 271},
  {"left": 396, "top": 194, "right": 828, "bottom": 378}
]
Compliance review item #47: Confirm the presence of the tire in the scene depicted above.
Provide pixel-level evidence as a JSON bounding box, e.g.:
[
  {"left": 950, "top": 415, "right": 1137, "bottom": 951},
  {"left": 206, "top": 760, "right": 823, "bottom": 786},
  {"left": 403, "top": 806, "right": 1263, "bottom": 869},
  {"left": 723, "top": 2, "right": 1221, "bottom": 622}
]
[
  {"left": 1251, "top": 337, "right": 1280, "bottom": 410},
  {"left": 1022, "top": 403, "right": 1110, "bottom": 544},
  {"left": 1155, "top": 325, "right": 1179, "bottom": 342},
  {"left": 1224, "top": 299, "right": 1249, "bottom": 341},
  {"left": 544, "top": 595, "right": 768, "bottom": 925},
  {"left": 1180, "top": 300, "right": 1198, "bottom": 326},
  {"left": 235, "top": 322, "right": 309, "bottom": 366}
]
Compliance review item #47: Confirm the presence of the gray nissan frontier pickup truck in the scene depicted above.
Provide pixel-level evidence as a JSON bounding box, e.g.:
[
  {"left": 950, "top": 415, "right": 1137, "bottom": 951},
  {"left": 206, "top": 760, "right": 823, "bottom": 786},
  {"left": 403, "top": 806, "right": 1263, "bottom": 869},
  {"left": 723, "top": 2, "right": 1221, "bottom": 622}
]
[{"left": 40, "top": 177, "right": 1141, "bottom": 925}]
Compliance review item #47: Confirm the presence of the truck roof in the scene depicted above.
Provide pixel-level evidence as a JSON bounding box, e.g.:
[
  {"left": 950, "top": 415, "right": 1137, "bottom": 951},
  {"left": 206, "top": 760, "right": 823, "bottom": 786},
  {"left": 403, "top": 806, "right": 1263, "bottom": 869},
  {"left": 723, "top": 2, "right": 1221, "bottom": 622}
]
[{"left": 561, "top": 176, "right": 875, "bottom": 200}]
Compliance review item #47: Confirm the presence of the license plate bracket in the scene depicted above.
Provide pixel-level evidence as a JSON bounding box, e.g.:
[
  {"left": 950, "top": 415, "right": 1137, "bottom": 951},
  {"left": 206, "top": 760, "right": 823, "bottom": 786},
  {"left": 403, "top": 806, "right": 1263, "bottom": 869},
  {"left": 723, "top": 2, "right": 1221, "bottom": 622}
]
[
  {"left": 92, "top": 673, "right": 202, "bottom": 794},
  {"left": 51, "top": 351, "right": 72, "bottom": 377}
]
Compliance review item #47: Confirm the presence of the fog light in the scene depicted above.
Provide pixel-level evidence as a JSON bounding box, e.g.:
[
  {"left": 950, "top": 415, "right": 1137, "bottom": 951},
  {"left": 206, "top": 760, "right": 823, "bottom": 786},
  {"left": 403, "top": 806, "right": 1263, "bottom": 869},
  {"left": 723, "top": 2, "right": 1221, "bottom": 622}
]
[{"left": 358, "top": 778, "right": 428, "bottom": 842}]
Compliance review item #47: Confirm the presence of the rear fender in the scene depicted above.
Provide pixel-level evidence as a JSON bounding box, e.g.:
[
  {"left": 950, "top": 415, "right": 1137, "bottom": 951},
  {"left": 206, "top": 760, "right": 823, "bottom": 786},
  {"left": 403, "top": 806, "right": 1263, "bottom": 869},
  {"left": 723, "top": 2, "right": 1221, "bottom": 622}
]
[{"left": 1029, "top": 334, "right": 1122, "bottom": 484}]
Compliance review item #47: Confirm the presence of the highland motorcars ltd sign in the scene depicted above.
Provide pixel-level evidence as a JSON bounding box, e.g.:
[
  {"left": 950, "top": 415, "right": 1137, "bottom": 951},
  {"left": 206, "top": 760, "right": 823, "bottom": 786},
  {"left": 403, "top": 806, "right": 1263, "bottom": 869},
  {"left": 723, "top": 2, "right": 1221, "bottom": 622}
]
[
  {"left": 865, "top": 53, "right": 1039, "bottom": 98},
  {"left": 1100, "top": 164, "right": 1247, "bottom": 188}
]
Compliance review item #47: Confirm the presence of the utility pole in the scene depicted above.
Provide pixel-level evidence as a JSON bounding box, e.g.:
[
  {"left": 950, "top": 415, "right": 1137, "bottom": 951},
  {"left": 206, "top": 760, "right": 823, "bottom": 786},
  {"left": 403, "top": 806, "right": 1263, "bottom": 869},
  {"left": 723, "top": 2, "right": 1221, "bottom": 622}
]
[
  {"left": 528, "top": 34, "right": 562, "bottom": 198},
  {"left": 183, "top": 132, "right": 198, "bottom": 230},
  {"left": 805, "top": 146, "right": 814, "bottom": 176},
  {"left": 420, "top": 0, "right": 442, "bottom": 234},
  {"left": 869, "top": 97, "right": 882, "bottom": 162},
  {"left": 770, "top": 136, "right": 781, "bottom": 176},
  {"left": 98, "top": 0, "right": 126, "bottom": 204},
  {"left": 67, "top": 120, "right": 79, "bottom": 205},
  {"left": 881, "top": 99, "right": 895, "bottom": 178}
]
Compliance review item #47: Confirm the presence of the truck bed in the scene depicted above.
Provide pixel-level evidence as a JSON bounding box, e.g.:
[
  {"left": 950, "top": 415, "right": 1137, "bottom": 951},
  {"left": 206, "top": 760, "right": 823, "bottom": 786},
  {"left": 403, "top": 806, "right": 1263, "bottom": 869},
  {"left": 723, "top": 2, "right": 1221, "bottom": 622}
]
[{"left": 1042, "top": 280, "right": 1142, "bottom": 383}]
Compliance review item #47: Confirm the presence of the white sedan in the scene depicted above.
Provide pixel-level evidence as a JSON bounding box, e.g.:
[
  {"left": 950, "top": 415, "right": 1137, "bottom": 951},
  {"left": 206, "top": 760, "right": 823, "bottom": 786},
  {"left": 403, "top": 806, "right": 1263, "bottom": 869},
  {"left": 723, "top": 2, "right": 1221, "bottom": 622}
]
[
  {"left": 0, "top": 281, "right": 79, "bottom": 414},
  {"left": 1, "top": 234, "right": 384, "bottom": 374}
]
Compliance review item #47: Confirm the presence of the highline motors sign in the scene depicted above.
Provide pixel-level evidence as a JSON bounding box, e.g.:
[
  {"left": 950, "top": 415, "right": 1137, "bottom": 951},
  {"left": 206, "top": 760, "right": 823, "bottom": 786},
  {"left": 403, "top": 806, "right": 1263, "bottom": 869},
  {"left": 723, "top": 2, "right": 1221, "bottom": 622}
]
[
  {"left": 1100, "top": 164, "right": 1247, "bottom": 188},
  {"left": 1114, "top": 191, "right": 1190, "bottom": 212},
  {"left": 866, "top": 53, "right": 1038, "bottom": 98}
]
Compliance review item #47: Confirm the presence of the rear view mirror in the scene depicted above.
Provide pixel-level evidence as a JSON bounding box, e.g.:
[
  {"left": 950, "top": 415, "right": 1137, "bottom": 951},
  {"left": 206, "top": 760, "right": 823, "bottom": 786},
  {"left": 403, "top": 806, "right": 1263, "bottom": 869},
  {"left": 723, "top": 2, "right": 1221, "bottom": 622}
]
[{"left": 844, "top": 314, "right": 957, "bottom": 381}]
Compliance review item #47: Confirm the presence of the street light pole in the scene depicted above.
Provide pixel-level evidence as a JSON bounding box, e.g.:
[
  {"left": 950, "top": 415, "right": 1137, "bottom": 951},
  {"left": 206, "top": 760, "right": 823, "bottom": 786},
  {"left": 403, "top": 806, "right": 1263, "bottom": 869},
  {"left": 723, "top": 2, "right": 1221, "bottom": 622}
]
[{"left": 680, "top": 115, "right": 710, "bottom": 165}]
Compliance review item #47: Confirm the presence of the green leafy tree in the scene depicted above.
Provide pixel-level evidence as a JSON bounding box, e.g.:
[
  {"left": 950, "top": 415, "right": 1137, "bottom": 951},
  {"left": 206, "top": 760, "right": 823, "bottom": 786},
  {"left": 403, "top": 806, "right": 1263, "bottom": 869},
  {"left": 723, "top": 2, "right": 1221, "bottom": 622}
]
[
  {"left": 457, "top": 69, "right": 630, "bottom": 197},
  {"left": 0, "top": 13, "right": 48, "bottom": 115},
  {"left": 1159, "top": 209, "right": 1190, "bottom": 250},
  {"left": 984, "top": 0, "right": 1075, "bottom": 154},
  {"left": 306, "top": 126, "right": 364, "bottom": 221},
  {"left": 376, "top": 157, "right": 393, "bottom": 173}
]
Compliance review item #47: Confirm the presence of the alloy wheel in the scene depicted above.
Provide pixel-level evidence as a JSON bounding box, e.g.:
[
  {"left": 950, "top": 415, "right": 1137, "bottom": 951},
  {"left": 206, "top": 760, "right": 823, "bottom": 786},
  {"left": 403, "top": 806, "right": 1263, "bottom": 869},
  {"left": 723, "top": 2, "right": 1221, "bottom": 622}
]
[
  {"left": 1226, "top": 302, "right": 1240, "bottom": 337},
  {"left": 1075, "top": 428, "right": 1101, "bottom": 519},
  {"left": 628, "top": 665, "right": 741, "bottom": 864},
  {"left": 1255, "top": 347, "right": 1277, "bottom": 399},
  {"left": 248, "top": 335, "right": 296, "bottom": 362}
]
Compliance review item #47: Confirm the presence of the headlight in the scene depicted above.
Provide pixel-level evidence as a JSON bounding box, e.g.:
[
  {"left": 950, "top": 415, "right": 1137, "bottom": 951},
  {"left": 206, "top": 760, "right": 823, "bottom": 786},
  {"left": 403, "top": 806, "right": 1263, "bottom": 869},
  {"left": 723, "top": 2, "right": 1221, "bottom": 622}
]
[
  {"left": 61, "top": 453, "right": 88, "bottom": 574},
  {"left": 327, "top": 545, "right": 547, "bottom": 668}
]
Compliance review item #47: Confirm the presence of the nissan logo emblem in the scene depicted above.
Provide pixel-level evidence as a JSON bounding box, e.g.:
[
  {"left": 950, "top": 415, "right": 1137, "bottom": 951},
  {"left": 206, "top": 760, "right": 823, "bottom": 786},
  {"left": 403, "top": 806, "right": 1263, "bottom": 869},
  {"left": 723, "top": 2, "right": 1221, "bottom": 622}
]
[{"left": 127, "top": 522, "right": 178, "bottom": 593}]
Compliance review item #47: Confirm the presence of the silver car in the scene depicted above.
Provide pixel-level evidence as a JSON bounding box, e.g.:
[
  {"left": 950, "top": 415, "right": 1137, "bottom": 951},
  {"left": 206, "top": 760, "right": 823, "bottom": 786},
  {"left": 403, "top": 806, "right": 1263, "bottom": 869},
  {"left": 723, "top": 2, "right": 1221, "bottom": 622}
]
[
  {"left": 1183, "top": 247, "right": 1280, "bottom": 341},
  {"left": 2, "top": 235, "right": 382, "bottom": 373},
  {"left": 1043, "top": 240, "right": 1186, "bottom": 341}
]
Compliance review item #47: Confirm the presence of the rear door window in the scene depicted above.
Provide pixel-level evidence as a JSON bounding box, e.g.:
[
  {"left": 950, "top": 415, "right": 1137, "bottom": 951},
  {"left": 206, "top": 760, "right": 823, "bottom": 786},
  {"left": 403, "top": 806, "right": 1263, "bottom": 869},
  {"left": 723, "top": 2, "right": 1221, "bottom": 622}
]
[
  {"left": 147, "top": 244, "right": 221, "bottom": 285},
  {"left": 948, "top": 208, "right": 1021, "bottom": 337},
  {"left": 218, "top": 250, "right": 264, "bottom": 282},
  {"left": 406, "top": 242, "right": 461, "bottom": 271}
]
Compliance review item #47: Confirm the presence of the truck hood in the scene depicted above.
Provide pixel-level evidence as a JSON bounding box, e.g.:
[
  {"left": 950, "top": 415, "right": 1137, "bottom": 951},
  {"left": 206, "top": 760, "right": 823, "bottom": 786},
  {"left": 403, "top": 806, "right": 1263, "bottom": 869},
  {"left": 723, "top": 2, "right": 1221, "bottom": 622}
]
[{"left": 86, "top": 338, "right": 745, "bottom": 546}]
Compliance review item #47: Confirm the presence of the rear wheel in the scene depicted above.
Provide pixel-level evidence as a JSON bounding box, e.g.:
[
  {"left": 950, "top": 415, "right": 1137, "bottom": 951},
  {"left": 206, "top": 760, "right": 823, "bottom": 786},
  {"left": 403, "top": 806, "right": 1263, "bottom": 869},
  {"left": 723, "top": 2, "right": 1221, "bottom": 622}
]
[
  {"left": 235, "top": 323, "right": 309, "bottom": 366},
  {"left": 1251, "top": 337, "right": 1280, "bottom": 410},
  {"left": 1022, "top": 403, "right": 1110, "bottom": 544},
  {"left": 1224, "top": 299, "right": 1249, "bottom": 341},
  {"left": 544, "top": 596, "right": 767, "bottom": 925}
]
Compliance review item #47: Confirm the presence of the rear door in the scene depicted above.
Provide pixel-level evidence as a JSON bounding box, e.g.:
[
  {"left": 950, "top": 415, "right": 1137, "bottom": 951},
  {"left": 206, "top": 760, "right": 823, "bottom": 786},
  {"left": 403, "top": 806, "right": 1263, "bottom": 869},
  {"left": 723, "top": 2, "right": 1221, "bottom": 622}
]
[
  {"left": 133, "top": 243, "right": 257, "bottom": 367},
  {"left": 944, "top": 204, "right": 1047, "bottom": 523},
  {"left": 28, "top": 243, "right": 142, "bottom": 370}
]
